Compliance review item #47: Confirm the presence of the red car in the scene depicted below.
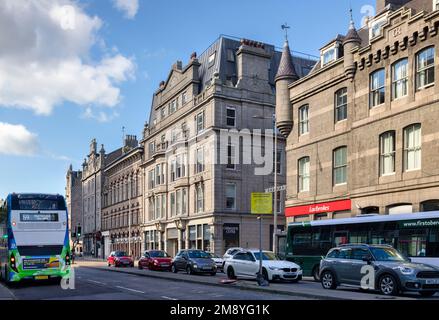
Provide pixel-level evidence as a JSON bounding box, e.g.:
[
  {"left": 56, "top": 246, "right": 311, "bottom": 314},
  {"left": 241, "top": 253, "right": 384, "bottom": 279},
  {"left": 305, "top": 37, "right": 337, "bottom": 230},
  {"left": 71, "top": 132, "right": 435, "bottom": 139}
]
[
  {"left": 107, "top": 251, "right": 134, "bottom": 267},
  {"left": 138, "top": 250, "right": 172, "bottom": 271}
]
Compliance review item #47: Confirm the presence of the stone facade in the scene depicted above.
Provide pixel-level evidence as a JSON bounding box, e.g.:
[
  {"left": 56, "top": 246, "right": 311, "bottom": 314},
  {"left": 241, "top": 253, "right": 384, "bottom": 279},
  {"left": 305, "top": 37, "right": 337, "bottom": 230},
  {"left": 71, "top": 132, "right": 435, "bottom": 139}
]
[
  {"left": 101, "top": 136, "right": 143, "bottom": 259},
  {"left": 141, "top": 36, "right": 315, "bottom": 256},
  {"left": 65, "top": 165, "right": 83, "bottom": 252},
  {"left": 80, "top": 139, "right": 105, "bottom": 257},
  {"left": 277, "top": 0, "right": 439, "bottom": 224}
]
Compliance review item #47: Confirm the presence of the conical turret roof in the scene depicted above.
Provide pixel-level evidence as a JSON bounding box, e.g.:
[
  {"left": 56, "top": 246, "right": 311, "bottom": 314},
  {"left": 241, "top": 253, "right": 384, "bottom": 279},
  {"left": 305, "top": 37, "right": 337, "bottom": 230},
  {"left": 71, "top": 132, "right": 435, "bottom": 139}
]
[{"left": 275, "top": 40, "right": 298, "bottom": 81}]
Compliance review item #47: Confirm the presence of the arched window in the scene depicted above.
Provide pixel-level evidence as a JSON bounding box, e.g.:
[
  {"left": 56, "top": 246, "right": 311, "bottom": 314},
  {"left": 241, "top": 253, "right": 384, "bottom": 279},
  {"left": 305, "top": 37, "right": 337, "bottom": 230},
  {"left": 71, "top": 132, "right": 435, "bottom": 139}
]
[
  {"left": 416, "top": 46, "right": 435, "bottom": 89},
  {"left": 370, "top": 69, "right": 385, "bottom": 107},
  {"left": 392, "top": 58, "right": 408, "bottom": 99},
  {"left": 335, "top": 88, "right": 347, "bottom": 122},
  {"left": 387, "top": 203, "right": 413, "bottom": 215},
  {"left": 298, "top": 157, "right": 310, "bottom": 192},
  {"left": 298, "top": 105, "right": 309, "bottom": 135},
  {"left": 403, "top": 124, "right": 421, "bottom": 171},
  {"left": 421, "top": 200, "right": 439, "bottom": 212}
]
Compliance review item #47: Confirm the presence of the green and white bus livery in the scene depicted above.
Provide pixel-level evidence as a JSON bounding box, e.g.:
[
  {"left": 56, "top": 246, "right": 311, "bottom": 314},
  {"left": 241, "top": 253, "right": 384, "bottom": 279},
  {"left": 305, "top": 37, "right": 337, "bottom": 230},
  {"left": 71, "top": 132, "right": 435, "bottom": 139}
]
[
  {"left": 285, "top": 211, "right": 439, "bottom": 281},
  {"left": 0, "top": 193, "right": 71, "bottom": 283}
]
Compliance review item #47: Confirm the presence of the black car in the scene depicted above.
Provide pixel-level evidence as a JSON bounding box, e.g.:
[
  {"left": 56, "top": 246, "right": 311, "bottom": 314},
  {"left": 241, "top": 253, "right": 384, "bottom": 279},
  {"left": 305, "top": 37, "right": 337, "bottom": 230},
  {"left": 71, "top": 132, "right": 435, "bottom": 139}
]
[{"left": 171, "top": 250, "right": 217, "bottom": 275}]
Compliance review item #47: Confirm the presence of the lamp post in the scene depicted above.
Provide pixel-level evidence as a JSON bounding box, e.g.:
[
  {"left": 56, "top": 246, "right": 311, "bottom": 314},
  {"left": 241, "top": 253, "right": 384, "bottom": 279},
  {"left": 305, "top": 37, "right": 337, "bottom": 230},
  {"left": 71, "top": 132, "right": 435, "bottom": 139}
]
[{"left": 253, "top": 114, "right": 278, "bottom": 254}]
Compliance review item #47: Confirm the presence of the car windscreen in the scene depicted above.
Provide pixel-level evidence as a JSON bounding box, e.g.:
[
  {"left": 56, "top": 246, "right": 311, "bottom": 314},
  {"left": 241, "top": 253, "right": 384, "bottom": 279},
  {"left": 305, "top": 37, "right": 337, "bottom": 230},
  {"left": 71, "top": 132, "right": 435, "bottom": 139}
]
[
  {"left": 209, "top": 253, "right": 220, "bottom": 258},
  {"left": 188, "top": 251, "right": 210, "bottom": 259},
  {"left": 150, "top": 251, "right": 169, "bottom": 258},
  {"left": 370, "top": 247, "right": 408, "bottom": 262},
  {"left": 253, "top": 251, "right": 277, "bottom": 261},
  {"left": 115, "top": 251, "right": 128, "bottom": 257}
]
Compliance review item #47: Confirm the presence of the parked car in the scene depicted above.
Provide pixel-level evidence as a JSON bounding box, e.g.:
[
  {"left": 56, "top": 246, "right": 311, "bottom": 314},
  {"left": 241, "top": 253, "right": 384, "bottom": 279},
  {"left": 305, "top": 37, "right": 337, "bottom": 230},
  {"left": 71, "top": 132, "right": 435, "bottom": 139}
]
[
  {"left": 222, "top": 247, "right": 243, "bottom": 269},
  {"left": 107, "top": 251, "right": 134, "bottom": 268},
  {"left": 224, "top": 249, "right": 302, "bottom": 282},
  {"left": 320, "top": 244, "right": 439, "bottom": 297},
  {"left": 138, "top": 250, "right": 172, "bottom": 271},
  {"left": 171, "top": 250, "right": 217, "bottom": 275},
  {"left": 207, "top": 252, "right": 224, "bottom": 272}
]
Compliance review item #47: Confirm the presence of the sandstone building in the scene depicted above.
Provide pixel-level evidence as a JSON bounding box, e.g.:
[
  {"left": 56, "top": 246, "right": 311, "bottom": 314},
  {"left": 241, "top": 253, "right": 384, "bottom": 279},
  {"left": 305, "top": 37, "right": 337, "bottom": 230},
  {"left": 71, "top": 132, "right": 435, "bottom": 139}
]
[{"left": 141, "top": 36, "right": 315, "bottom": 256}]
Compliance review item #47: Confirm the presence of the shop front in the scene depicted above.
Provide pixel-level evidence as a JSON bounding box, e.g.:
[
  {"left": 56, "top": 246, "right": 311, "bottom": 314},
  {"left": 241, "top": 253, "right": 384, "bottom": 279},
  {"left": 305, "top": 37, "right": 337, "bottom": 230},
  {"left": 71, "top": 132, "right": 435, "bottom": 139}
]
[{"left": 285, "top": 199, "right": 352, "bottom": 222}]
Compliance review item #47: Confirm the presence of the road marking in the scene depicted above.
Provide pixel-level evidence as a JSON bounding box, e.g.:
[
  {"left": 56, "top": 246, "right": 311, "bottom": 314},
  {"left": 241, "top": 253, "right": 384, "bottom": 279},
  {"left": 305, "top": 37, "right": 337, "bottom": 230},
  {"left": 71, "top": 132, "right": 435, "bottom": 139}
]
[
  {"left": 161, "top": 296, "right": 178, "bottom": 300},
  {"left": 87, "top": 280, "right": 105, "bottom": 285},
  {"left": 116, "top": 286, "right": 145, "bottom": 294}
]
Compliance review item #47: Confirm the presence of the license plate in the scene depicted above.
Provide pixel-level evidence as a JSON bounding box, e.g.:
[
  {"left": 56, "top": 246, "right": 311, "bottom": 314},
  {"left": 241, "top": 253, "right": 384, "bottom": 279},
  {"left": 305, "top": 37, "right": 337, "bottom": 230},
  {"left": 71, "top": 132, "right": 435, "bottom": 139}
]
[
  {"left": 203, "top": 267, "right": 212, "bottom": 270},
  {"left": 426, "top": 279, "right": 439, "bottom": 284},
  {"left": 35, "top": 275, "right": 49, "bottom": 280},
  {"left": 161, "top": 264, "right": 169, "bottom": 267}
]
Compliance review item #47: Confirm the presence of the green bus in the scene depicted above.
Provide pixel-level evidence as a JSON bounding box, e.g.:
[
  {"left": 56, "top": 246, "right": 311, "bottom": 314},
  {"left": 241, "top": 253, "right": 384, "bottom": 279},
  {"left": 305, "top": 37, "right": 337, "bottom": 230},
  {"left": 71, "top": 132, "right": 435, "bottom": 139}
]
[
  {"left": 0, "top": 193, "right": 71, "bottom": 283},
  {"left": 285, "top": 211, "right": 439, "bottom": 281}
]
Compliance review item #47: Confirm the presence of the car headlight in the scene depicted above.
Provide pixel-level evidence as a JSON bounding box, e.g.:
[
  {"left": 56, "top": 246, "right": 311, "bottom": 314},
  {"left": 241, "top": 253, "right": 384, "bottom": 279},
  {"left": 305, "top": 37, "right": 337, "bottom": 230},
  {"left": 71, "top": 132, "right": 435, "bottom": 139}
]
[
  {"left": 193, "top": 264, "right": 198, "bottom": 269},
  {"left": 395, "top": 266, "right": 415, "bottom": 275},
  {"left": 269, "top": 266, "right": 281, "bottom": 271}
]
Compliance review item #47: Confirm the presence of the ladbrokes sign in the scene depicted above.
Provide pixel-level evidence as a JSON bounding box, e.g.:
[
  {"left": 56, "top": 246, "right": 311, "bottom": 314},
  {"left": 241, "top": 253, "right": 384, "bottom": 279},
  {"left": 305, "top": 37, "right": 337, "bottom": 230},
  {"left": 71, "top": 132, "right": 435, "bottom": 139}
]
[{"left": 285, "top": 199, "right": 351, "bottom": 217}]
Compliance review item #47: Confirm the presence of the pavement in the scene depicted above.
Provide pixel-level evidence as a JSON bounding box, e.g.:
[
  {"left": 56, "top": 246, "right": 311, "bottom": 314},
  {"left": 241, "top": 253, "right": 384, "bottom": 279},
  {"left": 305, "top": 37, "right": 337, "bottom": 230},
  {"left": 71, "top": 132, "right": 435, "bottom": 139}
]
[{"left": 73, "top": 260, "right": 438, "bottom": 300}]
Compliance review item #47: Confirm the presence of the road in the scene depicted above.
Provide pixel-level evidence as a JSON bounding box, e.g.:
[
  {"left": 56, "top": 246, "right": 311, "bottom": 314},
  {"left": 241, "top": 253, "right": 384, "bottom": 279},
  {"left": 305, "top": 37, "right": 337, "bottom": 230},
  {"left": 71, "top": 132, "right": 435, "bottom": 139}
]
[
  {"left": 3, "top": 263, "right": 438, "bottom": 300},
  {"left": 6, "top": 266, "right": 305, "bottom": 300}
]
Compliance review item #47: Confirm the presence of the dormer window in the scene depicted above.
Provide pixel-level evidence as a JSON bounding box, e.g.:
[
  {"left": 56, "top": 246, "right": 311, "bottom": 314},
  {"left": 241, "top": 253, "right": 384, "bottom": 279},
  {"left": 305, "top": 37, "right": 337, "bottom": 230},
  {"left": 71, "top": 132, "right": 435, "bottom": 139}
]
[
  {"left": 321, "top": 44, "right": 339, "bottom": 67},
  {"left": 208, "top": 52, "right": 216, "bottom": 68},
  {"left": 369, "top": 15, "right": 388, "bottom": 39}
]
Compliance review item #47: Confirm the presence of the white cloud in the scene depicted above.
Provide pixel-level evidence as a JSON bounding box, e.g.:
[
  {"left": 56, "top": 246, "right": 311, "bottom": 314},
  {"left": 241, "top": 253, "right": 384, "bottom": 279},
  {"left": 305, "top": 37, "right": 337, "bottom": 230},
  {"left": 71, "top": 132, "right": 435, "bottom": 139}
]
[
  {"left": 0, "top": 0, "right": 135, "bottom": 116},
  {"left": 112, "top": 0, "right": 139, "bottom": 19},
  {"left": 81, "top": 107, "right": 120, "bottom": 123},
  {"left": 0, "top": 122, "right": 39, "bottom": 156}
]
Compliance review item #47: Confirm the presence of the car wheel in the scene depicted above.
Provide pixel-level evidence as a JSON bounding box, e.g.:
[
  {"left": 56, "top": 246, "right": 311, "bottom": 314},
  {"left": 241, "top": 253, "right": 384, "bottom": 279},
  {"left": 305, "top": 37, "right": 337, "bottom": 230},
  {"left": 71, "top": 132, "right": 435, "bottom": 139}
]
[
  {"left": 227, "top": 266, "right": 236, "bottom": 280},
  {"left": 312, "top": 265, "right": 320, "bottom": 282},
  {"left": 321, "top": 271, "right": 337, "bottom": 290},
  {"left": 419, "top": 291, "right": 437, "bottom": 297},
  {"left": 262, "top": 268, "right": 269, "bottom": 282},
  {"left": 186, "top": 266, "right": 193, "bottom": 275},
  {"left": 108, "top": 262, "right": 111, "bottom": 267},
  {"left": 210, "top": 272, "right": 217, "bottom": 276},
  {"left": 171, "top": 264, "right": 178, "bottom": 273},
  {"left": 138, "top": 263, "right": 142, "bottom": 270},
  {"left": 378, "top": 274, "right": 399, "bottom": 296}
]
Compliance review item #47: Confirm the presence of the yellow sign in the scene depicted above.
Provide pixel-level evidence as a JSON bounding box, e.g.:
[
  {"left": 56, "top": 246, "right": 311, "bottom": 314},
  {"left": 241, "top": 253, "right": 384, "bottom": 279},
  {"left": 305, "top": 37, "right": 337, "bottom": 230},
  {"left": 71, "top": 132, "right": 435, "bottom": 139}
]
[{"left": 251, "top": 193, "right": 273, "bottom": 215}]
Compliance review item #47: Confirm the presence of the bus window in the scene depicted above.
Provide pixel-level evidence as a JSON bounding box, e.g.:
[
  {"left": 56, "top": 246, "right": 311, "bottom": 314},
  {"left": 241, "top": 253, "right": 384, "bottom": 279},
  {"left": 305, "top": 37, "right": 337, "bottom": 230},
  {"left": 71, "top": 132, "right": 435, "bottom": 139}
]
[
  {"left": 334, "top": 232, "right": 348, "bottom": 246},
  {"left": 371, "top": 230, "right": 397, "bottom": 246},
  {"left": 398, "top": 229, "right": 427, "bottom": 257},
  {"left": 427, "top": 229, "right": 439, "bottom": 257},
  {"left": 349, "top": 231, "right": 368, "bottom": 244}
]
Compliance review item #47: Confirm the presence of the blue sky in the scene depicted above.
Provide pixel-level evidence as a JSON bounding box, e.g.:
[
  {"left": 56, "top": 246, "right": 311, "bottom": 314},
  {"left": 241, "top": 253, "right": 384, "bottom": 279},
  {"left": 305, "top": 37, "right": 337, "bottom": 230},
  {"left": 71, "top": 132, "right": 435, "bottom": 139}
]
[{"left": 0, "top": 0, "right": 372, "bottom": 197}]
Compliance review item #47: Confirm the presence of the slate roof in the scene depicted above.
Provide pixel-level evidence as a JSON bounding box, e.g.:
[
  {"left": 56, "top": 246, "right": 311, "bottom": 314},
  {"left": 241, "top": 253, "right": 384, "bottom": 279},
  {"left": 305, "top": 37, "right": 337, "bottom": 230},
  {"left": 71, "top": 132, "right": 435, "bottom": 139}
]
[{"left": 275, "top": 40, "right": 299, "bottom": 81}]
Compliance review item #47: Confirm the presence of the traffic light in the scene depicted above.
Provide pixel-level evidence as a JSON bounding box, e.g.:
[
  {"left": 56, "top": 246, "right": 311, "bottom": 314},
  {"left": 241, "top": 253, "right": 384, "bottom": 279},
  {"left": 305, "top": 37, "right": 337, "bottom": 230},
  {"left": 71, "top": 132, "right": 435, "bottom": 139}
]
[{"left": 77, "top": 226, "right": 81, "bottom": 237}]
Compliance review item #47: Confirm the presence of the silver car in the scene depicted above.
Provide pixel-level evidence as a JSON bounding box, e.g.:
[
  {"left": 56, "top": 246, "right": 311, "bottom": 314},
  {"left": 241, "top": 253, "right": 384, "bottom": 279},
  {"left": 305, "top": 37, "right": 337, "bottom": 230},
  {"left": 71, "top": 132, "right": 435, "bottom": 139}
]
[{"left": 319, "top": 244, "right": 439, "bottom": 297}]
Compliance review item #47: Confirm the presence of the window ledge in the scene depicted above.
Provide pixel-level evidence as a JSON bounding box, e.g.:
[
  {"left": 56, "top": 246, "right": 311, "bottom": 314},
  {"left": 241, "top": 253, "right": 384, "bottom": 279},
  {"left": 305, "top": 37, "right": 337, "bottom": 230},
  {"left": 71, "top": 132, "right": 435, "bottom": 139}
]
[{"left": 416, "top": 83, "right": 435, "bottom": 91}]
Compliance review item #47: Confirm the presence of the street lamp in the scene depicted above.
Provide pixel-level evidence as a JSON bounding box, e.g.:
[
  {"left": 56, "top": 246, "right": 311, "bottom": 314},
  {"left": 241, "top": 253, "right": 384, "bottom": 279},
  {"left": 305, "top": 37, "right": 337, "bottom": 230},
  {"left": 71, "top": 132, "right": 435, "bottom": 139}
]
[{"left": 252, "top": 114, "right": 278, "bottom": 254}]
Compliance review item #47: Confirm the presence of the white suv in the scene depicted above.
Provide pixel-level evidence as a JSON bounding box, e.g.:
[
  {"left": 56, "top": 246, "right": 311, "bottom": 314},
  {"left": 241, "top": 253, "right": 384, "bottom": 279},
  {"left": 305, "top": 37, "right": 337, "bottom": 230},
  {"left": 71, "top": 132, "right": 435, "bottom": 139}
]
[{"left": 224, "top": 249, "right": 302, "bottom": 282}]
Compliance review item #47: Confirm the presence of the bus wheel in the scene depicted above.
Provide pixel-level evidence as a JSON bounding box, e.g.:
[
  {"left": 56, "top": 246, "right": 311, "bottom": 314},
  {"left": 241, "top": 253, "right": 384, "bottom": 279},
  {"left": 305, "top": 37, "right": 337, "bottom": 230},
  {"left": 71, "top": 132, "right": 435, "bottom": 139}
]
[{"left": 312, "top": 266, "right": 320, "bottom": 282}]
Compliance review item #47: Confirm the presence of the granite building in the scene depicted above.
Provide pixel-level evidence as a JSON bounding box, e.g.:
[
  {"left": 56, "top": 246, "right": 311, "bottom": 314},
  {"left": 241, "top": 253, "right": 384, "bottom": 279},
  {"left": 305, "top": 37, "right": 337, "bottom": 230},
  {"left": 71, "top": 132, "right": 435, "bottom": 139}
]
[
  {"left": 101, "top": 135, "right": 144, "bottom": 258},
  {"left": 141, "top": 36, "right": 315, "bottom": 256},
  {"left": 65, "top": 165, "right": 83, "bottom": 253},
  {"left": 277, "top": 0, "right": 439, "bottom": 223}
]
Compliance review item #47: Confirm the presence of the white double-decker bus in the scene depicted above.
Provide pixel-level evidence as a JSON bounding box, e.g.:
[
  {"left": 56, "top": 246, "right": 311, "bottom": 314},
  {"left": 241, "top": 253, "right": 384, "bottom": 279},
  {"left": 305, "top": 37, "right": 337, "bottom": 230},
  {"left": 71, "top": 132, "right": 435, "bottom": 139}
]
[{"left": 0, "top": 193, "right": 71, "bottom": 283}]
